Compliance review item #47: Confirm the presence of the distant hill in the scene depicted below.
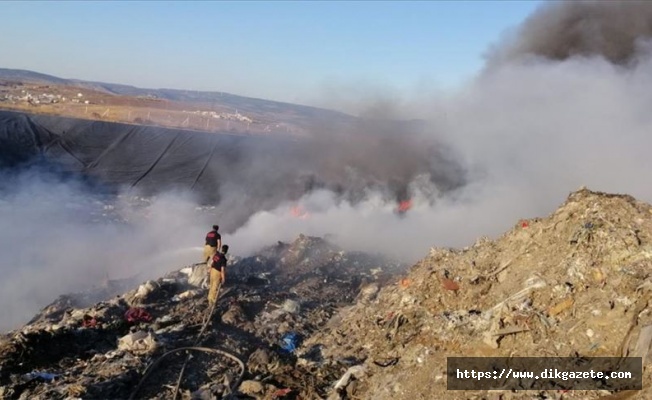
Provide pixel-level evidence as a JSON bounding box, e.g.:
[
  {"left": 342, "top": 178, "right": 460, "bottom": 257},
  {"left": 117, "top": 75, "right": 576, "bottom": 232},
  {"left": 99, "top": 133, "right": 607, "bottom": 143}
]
[
  {"left": 0, "top": 68, "right": 69, "bottom": 85},
  {"left": 0, "top": 68, "right": 351, "bottom": 122}
]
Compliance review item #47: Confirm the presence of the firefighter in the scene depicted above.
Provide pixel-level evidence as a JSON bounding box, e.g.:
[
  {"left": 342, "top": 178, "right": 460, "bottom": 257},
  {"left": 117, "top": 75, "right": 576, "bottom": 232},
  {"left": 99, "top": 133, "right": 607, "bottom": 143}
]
[
  {"left": 203, "top": 225, "right": 222, "bottom": 266},
  {"left": 208, "top": 244, "right": 229, "bottom": 305}
]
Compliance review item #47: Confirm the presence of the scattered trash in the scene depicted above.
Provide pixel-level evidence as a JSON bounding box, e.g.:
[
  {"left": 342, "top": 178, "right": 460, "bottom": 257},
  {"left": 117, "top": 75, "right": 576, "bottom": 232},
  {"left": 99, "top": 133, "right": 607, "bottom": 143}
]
[
  {"left": 441, "top": 277, "right": 460, "bottom": 291},
  {"left": 333, "top": 365, "right": 366, "bottom": 392},
  {"left": 124, "top": 307, "right": 152, "bottom": 324},
  {"left": 492, "top": 326, "right": 530, "bottom": 337},
  {"left": 633, "top": 324, "right": 652, "bottom": 361},
  {"left": 281, "top": 299, "right": 301, "bottom": 314},
  {"left": 171, "top": 289, "right": 200, "bottom": 302},
  {"left": 489, "top": 275, "right": 547, "bottom": 314},
  {"left": 358, "top": 283, "right": 380, "bottom": 303},
  {"left": 81, "top": 314, "right": 99, "bottom": 328},
  {"left": 190, "top": 387, "right": 213, "bottom": 399},
  {"left": 281, "top": 332, "right": 300, "bottom": 353},
  {"left": 7, "top": 188, "right": 652, "bottom": 400},
  {"left": 299, "top": 188, "right": 652, "bottom": 398},
  {"left": 373, "top": 357, "right": 399, "bottom": 367},
  {"left": 22, "top": 371, "right": 58, "bottom": 382},
  {"left": 548, "top": 297, "right": 574, "bottom": 316},
  {"left": 188, "top": 263, "right": 209, "bottom": 287},
  {"left": 239, "top": 380, "right": 264, "bottom": 395},
  {"left": 273, "top": 387, "right": 293, "bottom": 397},
  {"left": 135, "top": 281, "right": 156, "bottom": 299},
  {"left": 117, "top": 331, "right": 158, "bottom": 354}
]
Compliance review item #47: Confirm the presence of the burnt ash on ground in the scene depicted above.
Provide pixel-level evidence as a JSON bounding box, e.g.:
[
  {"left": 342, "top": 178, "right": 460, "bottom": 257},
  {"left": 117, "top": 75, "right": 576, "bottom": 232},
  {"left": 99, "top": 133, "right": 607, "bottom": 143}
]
[{"left": 0, "top": 234, "right": 405, "bottom": 400}]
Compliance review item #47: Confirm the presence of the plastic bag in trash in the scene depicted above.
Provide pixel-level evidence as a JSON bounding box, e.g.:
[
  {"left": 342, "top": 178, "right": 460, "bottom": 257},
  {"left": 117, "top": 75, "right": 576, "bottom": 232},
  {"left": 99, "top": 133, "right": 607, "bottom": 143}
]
[
  {"left": 281, "top": 332, "right": 301, "bottom": 353},
  {"left": 23, "top": 371, "right": 58, "bottom": 382},
  {"left": 118, "top": 331, "right": 158, "bottom": 354}
]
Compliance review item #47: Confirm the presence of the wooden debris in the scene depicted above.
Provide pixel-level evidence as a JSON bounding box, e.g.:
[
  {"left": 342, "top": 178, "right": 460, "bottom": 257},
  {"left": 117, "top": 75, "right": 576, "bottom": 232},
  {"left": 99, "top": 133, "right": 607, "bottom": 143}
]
[
  {"left": 441, "top": 278, "right": 460, "bottom": 291},
  {"left": 632, "top": 324, "right": 652, "bottom": 362},
  {"left": 492, "top": 326, "right": 530, "bottom": 337},
  {"left": 547, "top": 297, "right": 574, "bottom": 316}
]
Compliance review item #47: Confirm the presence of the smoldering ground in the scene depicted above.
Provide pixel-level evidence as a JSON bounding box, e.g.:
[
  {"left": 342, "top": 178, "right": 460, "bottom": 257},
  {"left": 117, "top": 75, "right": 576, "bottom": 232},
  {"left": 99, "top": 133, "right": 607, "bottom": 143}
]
[{"left": 3, "top": 0, "right": 652, "bottom": 331}]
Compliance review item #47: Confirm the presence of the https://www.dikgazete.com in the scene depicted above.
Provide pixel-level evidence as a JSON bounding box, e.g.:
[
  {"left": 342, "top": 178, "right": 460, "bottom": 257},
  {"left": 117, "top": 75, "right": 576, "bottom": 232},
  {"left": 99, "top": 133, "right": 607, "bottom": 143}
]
[
  {"left": 455, "top": 368, "right": 633, "bottom": 381},
  {"left": 447, "top": 357, "right": 642, "bottom": 391}
]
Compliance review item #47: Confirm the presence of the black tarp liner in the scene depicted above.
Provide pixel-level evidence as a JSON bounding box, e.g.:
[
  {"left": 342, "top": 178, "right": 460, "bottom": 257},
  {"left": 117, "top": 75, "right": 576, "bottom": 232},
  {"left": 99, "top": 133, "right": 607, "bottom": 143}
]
[
  {"left": 0, "top": 111, "right": 305, "bottom": 204},
  {"left": 0, "top": 112, "right": 54, "bottom": 168},
  {"left": 0, "top": 110, "right": 467, "bottom": 227}
]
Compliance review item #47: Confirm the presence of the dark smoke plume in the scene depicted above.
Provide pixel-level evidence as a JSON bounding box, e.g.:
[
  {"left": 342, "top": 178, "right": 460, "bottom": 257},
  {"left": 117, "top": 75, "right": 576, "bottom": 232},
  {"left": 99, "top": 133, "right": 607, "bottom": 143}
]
[
  {"left": 486, "top": 1, "right": 652, "bottom": 66},
  {"left": 173, "top": 114, "right": 467, "bottom": 230},
  {"left": 298, "top": 115, "right": 466, "bottom": 201}
]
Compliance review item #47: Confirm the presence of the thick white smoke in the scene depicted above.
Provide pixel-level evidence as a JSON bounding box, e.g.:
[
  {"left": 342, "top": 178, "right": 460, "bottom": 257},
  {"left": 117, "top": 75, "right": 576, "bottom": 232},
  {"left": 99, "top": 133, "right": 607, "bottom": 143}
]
[
  {"left": 230, "top": 48, "right": 652, "bottom": 262},
  {"left": 0, "top": 171, "right": 210, "bottom": 331},
  {"left": 3, "top": 1, "right": 652, "bottom": 332}
]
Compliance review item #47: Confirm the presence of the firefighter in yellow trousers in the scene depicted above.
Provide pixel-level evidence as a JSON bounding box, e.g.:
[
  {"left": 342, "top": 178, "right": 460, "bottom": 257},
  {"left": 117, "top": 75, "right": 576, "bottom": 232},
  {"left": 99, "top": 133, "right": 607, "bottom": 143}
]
[{"left": 208, "top": 244, "right": 228, "bottom": 305}]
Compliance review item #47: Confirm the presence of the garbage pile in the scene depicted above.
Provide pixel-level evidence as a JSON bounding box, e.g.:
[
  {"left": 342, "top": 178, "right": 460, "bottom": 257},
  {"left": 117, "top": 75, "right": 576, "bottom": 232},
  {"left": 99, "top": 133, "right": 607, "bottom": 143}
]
[
  {"left": 5, "top": 188, "right": 652, "bottom": 400},
  {"left": 0, "top": 234, "right": 404, "bottom": 399},
  {"left": 300, "top": 188, "right": 652, "bottom": 400}
]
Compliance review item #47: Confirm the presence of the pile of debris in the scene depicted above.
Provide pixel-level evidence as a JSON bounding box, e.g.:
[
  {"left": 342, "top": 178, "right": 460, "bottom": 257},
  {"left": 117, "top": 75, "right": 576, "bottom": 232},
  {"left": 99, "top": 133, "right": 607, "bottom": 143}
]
[
  {"left": 301, "top": 188, "right": 652, "bottom": 399},
  {"left": 5, "top": 188, "right": 652, "bottom": 400},
  {"left": 0, "top": 234, "right": 404, "bottom": 399}
]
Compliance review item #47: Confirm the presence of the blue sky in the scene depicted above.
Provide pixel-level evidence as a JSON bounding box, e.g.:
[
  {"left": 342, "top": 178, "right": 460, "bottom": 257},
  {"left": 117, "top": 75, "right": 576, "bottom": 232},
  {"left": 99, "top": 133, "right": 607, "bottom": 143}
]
[{"left": 0, "top": 1, "right": 541, "bottom": 104}]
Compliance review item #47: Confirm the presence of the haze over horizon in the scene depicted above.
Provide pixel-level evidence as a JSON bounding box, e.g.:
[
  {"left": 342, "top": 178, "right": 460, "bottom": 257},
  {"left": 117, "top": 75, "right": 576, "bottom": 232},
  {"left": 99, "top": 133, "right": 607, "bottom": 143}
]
[{"left": 0, "top": 1, "right": 541, "bottom": 107}]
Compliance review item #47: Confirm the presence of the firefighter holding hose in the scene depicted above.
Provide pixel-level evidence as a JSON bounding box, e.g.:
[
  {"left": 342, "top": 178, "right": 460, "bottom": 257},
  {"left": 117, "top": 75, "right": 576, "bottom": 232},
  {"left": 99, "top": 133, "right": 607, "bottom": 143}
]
[{"left": 208, "top": 244, "right": 228, "bottom": 305}]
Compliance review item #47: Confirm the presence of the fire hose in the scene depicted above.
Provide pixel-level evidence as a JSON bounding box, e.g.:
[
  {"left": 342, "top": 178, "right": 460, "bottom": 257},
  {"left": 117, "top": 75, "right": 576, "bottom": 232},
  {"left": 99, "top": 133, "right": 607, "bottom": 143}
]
[
  {"left": 171, "top": 282, "right": 221, "bottom": 399},
  {"left": 128, "top": 346, "right": 245, "bottom": 400},
  {"left": 129, "top": 276, "right": 245, "bottom": 399}
]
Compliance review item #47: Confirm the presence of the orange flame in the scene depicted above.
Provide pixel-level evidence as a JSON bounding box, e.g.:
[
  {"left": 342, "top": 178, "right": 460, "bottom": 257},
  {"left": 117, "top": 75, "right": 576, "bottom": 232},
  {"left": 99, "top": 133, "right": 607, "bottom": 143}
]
[
  {"left": 290, "top": 205, "right": 309, "bottom": 219},
  {"left": 397, "top": 199, "right": 412, "bottom": 213}
]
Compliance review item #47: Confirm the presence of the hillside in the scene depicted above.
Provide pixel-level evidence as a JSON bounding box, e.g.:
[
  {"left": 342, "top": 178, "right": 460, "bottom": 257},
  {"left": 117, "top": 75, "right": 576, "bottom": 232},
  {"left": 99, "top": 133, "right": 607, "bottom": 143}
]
[
  {"left": 0, "top": 68, "right": 353, "bottom": 135},
  {"left": 0, "top": 69, "right": 70, "bottom": 85},
  {"left": 0, "top": 67, "right": 344, "bottom": 117}
]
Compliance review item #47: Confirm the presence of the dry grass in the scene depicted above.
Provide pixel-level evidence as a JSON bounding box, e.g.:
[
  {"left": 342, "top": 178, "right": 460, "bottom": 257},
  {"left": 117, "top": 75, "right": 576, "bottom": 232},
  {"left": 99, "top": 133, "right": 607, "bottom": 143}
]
[{"left": 0, "top": 82, "right": 303, "bottom": 136}]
